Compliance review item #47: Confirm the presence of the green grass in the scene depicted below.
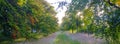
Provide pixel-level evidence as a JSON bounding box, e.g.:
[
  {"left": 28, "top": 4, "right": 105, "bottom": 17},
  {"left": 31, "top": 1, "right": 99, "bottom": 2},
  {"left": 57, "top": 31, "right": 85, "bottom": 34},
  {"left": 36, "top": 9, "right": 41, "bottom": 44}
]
[
  {"left": 0, "top": 40, "right": 15, "bottom": 44},
  {"left": 15, "top": 33, "right": 44, "bottom": 42},
  {"left": 54, "top": 33, "right": 80, "bottom": 44}
]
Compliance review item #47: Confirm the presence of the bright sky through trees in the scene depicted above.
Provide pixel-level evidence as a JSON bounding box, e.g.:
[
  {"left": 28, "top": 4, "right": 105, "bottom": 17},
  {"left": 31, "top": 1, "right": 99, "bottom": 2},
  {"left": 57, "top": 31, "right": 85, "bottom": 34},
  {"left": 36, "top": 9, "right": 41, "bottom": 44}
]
[{"left": 46, "top": 0, "right": 71, "bottom": 24}]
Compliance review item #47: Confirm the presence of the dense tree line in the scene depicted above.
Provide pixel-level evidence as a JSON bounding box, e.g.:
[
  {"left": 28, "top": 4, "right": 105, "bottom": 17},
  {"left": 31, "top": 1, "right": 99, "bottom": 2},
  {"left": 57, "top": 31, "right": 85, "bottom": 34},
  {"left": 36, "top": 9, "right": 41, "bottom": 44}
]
[
  {"left": 0, "top": 0, "right": 58, "bottom": 41},
  {"left": 61, "top": 0, "right": 120, "bottom": 44}
]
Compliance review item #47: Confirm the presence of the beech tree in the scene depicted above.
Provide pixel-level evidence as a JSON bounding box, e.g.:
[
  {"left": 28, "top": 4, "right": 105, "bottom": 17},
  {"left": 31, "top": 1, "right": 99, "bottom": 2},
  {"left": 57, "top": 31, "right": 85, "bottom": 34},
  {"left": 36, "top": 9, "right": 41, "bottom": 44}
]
[
  {"left": 61, "top": 0, "right": 120, "bottom": 43},
  {"left": 0, "top": 0, "right": 58, "bottom": 41}
]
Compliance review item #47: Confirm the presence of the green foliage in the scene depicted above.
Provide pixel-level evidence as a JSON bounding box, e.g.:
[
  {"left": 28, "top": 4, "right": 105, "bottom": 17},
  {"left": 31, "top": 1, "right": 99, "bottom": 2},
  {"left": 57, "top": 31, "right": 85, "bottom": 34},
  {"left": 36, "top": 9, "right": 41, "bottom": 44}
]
[
  {"left": 61, "top": 0, "right": 120, "bottom": 43},
  {"left": 0, "top": 0, "right": 58, "bottom": 42}
]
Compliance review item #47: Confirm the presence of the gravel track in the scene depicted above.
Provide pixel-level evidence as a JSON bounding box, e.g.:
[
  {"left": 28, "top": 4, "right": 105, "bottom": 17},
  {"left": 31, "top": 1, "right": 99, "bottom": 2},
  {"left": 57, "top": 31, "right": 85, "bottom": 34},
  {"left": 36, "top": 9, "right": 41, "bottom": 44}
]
[{"left": 16, "top": 31, "right": 105, "bottom": 44}]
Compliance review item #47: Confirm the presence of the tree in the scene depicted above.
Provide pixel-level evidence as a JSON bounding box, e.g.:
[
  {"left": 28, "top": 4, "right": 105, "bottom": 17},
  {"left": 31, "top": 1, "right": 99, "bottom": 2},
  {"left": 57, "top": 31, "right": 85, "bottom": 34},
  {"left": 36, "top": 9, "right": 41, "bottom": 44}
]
[
  {"left": 61, "top": 0, "right": 120, "bottom": 43},
  {"left": 0, "top": 0, "right": 58, "bottom": 41}
]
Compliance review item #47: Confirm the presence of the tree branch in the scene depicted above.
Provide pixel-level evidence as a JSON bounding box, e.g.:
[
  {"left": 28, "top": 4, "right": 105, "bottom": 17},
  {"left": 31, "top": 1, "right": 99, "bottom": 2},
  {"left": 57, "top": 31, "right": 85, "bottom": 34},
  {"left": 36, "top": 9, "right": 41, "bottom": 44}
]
[{"left": 107, "top": 0, "right": 120, "bottom": 9}]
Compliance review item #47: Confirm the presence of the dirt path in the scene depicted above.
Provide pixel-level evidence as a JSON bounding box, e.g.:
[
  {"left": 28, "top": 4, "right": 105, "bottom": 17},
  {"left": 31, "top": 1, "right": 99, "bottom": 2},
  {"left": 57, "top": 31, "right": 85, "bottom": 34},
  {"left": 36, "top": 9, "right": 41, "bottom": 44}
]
[
  {"left": 65, "top": 32, "right": 106, "bottom": 44},
  {"left": 16, "top": 31, "right": 105, "bottom": 44}
]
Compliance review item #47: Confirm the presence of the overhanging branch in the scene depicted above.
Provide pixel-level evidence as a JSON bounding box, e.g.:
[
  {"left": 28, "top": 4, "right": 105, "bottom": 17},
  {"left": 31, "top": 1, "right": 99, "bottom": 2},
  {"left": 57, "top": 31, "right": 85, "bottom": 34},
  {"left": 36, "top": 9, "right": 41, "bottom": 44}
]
[{"left": 107, "top": 0, "right": 120, "bottom": 9}]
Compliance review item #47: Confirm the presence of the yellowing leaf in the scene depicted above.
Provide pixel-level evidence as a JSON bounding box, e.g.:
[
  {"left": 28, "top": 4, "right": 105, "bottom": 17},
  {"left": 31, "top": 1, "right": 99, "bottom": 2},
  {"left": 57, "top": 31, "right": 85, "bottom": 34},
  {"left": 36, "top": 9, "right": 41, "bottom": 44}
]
[
  {"left": 17, "top": 0, "right": 26, "bottom": 6},
  {"left": 116, "top": 1, "right": 120, "bottom": 6}
]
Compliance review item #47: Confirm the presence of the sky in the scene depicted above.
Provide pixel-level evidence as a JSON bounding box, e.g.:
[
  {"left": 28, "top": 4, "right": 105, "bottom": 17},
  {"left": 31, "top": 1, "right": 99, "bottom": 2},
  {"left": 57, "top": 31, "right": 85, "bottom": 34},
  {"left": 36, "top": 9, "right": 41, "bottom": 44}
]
[{"left": 46, "top": 0, "right": 71, "bottom": 24}]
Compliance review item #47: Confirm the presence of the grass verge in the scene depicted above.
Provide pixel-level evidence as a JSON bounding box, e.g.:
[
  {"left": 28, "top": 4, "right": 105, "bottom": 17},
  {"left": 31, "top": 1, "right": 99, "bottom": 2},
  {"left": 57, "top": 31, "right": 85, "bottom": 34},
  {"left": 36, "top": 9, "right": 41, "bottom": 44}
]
[{"left": 54, "top": 33, "right": 80, "bottom": 44}]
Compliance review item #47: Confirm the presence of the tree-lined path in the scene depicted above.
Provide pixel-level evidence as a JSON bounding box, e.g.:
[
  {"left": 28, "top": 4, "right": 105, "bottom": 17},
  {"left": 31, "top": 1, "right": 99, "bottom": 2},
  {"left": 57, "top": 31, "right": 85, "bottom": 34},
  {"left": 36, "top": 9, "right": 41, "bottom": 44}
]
[
  {"left": 17, "top": 31, "right": 105, "bottom": 44},
  {"left": 0, "top": 0, "right": 120, "bottom": 44}
]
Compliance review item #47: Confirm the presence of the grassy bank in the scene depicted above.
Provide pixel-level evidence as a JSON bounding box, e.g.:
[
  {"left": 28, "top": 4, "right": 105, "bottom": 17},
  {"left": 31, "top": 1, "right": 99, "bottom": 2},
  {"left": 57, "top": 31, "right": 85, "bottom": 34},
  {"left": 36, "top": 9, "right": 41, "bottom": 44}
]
[{"left": 54, "top": 33, "right": 80, "bottom": 44}]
